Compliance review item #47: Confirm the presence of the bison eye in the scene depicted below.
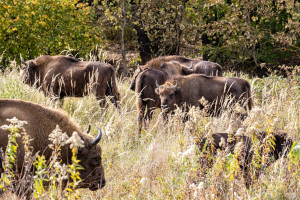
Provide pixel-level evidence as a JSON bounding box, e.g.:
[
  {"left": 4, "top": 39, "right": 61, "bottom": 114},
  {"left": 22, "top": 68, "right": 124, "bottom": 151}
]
[{"left": 170, "top": 94, "right": 174, "bottom": 98}]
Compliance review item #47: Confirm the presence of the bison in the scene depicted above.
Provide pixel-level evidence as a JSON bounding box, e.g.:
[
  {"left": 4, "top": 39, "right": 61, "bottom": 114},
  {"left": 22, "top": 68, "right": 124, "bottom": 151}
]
[
  {"left": 188, "top": 61, "right": 222, "bottom": 76},
  {"left": 158, "top": 61, "right": 194, "bottom": 78},
  {"left": 130, "top": 55, "right": 200, "bottom": 91},
  {"left": 21, "top": 55, "right": 120, "bottom": 107},
  {"left": 0, "top": 99, "right": 105, "bottom": 196},
  {"left": 155, "top": 74, "right": 253, "bottom": 117},
  {"left": 198, "top": 131, "right": 293, "bottom": 187},
  {"left": 135, "top": 68, "right": 167, "bottom": 134},
  {"left": 160, "top": 60, "right": 222, "bottom": 78}
]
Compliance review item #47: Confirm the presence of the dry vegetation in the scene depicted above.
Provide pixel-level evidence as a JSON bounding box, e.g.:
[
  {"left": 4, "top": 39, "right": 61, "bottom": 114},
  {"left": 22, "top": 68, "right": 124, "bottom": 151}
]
[{"left": 0, "top": 60, "right": 299, "bottom": 199}]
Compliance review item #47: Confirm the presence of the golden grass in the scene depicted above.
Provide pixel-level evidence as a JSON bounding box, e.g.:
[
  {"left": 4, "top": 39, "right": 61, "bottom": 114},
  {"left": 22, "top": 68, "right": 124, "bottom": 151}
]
[{"left": 0, "top": 64, "right": 299, "bottom": 199}]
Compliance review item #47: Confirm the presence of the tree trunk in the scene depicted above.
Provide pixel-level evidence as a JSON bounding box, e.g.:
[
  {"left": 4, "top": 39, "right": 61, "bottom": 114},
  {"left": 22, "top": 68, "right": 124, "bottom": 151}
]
[
  {"left": 120, "top": 0, "right": 127, "bottom": 77},
  {"left": 133, "top": 23, "right": 153, "bottom": 64}
]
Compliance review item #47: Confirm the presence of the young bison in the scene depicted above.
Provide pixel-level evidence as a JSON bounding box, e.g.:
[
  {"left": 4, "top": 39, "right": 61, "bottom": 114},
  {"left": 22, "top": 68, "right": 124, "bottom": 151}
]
[{"left": 155, "top": 74, "right": 253, "bottom": 117}]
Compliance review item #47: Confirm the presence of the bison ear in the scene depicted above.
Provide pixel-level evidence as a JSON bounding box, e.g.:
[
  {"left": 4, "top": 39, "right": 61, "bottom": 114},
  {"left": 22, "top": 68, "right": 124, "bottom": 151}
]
[
  {"left": 155, "top": 88, "right": 160, "bottom": 94},
  {"left": 175, "top": 87, "right": 181, "bottom": 94}
]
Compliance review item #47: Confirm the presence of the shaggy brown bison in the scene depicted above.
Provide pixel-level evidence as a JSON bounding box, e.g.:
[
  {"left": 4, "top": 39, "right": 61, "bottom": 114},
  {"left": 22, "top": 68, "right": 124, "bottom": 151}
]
[
  {"left": 160, "top": 60, "right": 222, "bottom": 78},
  {"left": 159, "top": 61, "right": 194, "bottom": 78},
  {"left": 130, "top": 55, "right": 200, "bottom": 91},
  {"left": 155, "top": 74, "right": 253, "bottom": 116},
  {"left": 188, "top": 61, "right": 222, "bottom": 76},
  {"left": 21, "top": 55, "right": 120, "bottom": 107},
  {"left": 0, "top": 99, "right": 105, "bottom": 196},
  {"left": 135, "top": 68, "right": 167, "bottom": 134},
  {"left": 198, "top": 131, "right": 293, "bottom": 187}
]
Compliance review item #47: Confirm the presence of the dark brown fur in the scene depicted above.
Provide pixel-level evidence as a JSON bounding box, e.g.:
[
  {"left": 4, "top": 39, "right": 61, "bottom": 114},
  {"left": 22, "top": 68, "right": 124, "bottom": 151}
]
[
  {"left": 193, "top": 61, "right": 222, "bottom": 76},
  {"left": 135, "top": 69, "right": 167, "bottom": 134},
  {"left": 156, "top": 74, "right": 254, "bottom": 115},
  {"left": 159, "top": 61, "right": 194, "bottom": 78},
  {"left": 130, "top": 56, "right": 200, "bottom": 90},
  {"left": 22, "top": 55, "right": 120, "bottom": 107},
  {"left": 198, "top": 131, "right": 293, "bottom": 187},
  {"left": 0, "top": 100, "right": 105, "bottom": 194}
]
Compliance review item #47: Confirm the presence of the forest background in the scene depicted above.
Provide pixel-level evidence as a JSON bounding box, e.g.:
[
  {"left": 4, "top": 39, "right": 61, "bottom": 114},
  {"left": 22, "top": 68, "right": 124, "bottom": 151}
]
[{"left": 1, "top": 0, "right": 300, "bottom": 76}]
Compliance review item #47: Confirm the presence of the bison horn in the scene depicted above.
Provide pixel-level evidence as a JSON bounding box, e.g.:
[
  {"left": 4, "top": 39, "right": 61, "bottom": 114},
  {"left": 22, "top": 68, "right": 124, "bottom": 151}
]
[
  {"left": 20, "top": 54, "right": 27, "bottom": 66},
  {"left": 155, "top": 80, "right": 160, "bottom": 89},
  {"left": 187, "top": 62, "right": 193, "bottom": 69},
  {"left": 90, "top": 127, "right": 102, "bottom": 147},
  {"left": 137, "top": 63, "right": 142, "bottom": 71},
  {"left": 173, "top": 81, "right": 178, "bottom": 88},
  {"left": 85, "top": 125, "right": 91, "bottom": 134}
]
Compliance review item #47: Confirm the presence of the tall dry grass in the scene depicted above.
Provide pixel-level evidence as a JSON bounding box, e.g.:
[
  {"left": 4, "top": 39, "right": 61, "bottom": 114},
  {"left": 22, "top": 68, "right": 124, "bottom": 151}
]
[{"left": 0, "top": 61, "right": 299, "bottom": 199}]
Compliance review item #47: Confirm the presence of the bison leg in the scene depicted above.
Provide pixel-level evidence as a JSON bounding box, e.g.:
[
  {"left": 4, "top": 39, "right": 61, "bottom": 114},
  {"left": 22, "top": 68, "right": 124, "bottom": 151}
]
[
  {"left": 58, "top": 97, "right": 64, "bottom": 107},
  {"left": 105, "top": 84, "right": 119, "bottom": 108},
  {"left": 138, "top": 112, "right": 143, "bottom": 135},
  {"left": 144, "top": 108, "right": 154, "bottom": 130},
  {"left": 108, "top": 96, "right": 119, "bottom": 108},
  {"left": 137, "top": 105, "right": 146, "bottom": 135},
  {"left": 96, "top": 96, "right": 108, "bottom": 108}
]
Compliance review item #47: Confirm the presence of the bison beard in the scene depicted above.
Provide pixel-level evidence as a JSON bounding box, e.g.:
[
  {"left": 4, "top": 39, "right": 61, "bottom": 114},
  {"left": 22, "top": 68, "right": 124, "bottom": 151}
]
[
  {"left": 0, "top": 99, "right": 106, "bottom": 198},
  {"left": 198, "top": 131, "right": 293, "bottom": 187}
]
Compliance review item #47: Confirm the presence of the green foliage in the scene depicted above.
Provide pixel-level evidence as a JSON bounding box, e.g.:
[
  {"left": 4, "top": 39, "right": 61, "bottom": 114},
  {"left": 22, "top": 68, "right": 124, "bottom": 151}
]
[
  {"left": 100, "top": 0, "right": 300, "bottom": 71},
  {"left": 33, "top": 155, "right": 49, "bottom": 198},
  {"left": 0, "top": 0, "right": 102, "bottom": 64},
  {"left": 66, "top": 147, "right": 84, "bottom": 199},
  {"left": 0, "top": 122, "right": 21, "bottom": 190},
  {"left": 289, "top": 142, "right": 300, "bottom": 164},
  {"left": 191, "top": 0, "right": 300, "bottom": 70}
]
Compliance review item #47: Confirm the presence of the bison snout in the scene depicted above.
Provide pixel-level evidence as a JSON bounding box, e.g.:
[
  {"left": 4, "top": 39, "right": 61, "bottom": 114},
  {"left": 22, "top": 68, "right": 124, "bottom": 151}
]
[
  {"left": 100, "top": 178, "right": 106, "bottom": 189},
  {"left": 130, "top": 82, "right": 135, "bottom": 91},
  {"left": 161, "top": 104, "right": 170, "bottom": 111}
]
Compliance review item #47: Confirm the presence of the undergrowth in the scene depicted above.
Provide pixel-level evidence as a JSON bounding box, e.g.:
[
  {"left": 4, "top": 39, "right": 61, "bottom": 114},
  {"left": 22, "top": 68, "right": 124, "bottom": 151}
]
[{"left": 0, "top": 63, "right": 299, "bottom": 199}]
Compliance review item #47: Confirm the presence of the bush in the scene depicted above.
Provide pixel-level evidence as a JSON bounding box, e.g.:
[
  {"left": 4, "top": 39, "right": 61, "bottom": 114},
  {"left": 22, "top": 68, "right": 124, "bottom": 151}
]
[{"left": 0, "top": 0, "right": 102, "bottom": 66}]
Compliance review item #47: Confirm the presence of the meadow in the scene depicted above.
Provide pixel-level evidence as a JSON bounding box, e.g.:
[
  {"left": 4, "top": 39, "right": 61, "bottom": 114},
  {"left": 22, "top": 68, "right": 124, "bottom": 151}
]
[{"left": 0, "top": 60, "right": 299, "bottom": 199}]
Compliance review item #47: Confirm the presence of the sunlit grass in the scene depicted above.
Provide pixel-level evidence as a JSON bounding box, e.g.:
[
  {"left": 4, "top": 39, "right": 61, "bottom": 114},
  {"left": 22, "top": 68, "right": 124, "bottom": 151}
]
[{"left": 0, "top": 62, "right": 299, "bottom": 199}]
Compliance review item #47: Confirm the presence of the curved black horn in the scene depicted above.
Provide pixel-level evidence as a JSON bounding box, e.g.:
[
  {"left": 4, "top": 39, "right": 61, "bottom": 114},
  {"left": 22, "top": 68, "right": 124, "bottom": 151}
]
[
  {"left": 90, "top": 127, "right": 102, "bottom": 147},
  {"left": 173, "top": 80, "right": 178, "bottom": 88},
  {"left": 187, "top": 62, "right": 193, "bottom": 69},
  {"left": 155, "top": 80, "right": 160, "bottom": 89},
  {"left": 85, "top": 125, "right": 91, "bottom": 134},
  {"left": 137, "top": 63, "right": 142, "bottom": 71}
]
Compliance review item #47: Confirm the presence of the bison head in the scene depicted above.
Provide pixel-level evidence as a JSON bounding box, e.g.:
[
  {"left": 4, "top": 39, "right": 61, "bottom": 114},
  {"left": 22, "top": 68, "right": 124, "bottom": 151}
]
[
  {"left": 20, "top": 56, "right": 38, "bottom": 86},
  {"left": 75, "top": 127, "right": 106, "bottom": 190},
  {"left": 273, "top": 132, "right": 293, "bottom": 159},
  {"left": 130, "top": 63, "right": 143, "bottom": 91},
  {"left": 155, "top": 81, "right": 181, "bottom": 112}
]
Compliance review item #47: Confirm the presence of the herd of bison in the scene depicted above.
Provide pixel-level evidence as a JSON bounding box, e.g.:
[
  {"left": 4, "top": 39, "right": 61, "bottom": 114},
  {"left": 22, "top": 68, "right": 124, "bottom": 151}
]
[{"left": 0, "top": 54, "right": 295, "bottom": 197}]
